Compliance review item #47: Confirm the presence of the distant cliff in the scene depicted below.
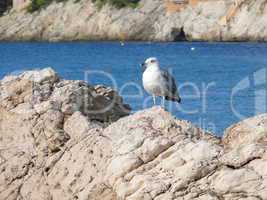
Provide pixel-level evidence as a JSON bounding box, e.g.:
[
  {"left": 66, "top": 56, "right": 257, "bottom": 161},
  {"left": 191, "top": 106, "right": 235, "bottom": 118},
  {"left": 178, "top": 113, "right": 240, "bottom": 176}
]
[{"left": 0, "top": 0, "right": 267, "bottom": 41}]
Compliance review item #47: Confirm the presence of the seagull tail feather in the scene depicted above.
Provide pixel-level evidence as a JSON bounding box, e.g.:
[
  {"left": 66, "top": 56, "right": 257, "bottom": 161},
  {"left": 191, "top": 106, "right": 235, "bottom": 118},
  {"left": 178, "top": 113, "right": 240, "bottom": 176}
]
[{"left": 165, "top": 96, "right": 181, "bottom": 103}]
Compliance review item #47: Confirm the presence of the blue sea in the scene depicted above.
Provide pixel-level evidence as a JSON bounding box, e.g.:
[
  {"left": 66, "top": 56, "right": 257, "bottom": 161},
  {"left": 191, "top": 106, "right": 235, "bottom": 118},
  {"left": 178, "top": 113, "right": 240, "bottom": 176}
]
[{"left": 0, "top": 42, "right": 266, "bottom": 136}]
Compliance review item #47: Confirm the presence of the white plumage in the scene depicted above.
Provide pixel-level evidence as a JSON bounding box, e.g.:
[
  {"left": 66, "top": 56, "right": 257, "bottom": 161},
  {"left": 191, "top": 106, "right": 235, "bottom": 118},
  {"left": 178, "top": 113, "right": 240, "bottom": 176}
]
[{"left": 141, "top": 57, "right": 181, "bottom": 106}]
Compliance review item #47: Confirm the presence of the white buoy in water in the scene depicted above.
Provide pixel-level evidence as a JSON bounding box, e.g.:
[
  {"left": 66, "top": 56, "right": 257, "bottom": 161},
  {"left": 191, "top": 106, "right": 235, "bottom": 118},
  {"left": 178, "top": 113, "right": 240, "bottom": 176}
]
[{"left": 191, "top": 47, "right": 195, "bottom": 51}]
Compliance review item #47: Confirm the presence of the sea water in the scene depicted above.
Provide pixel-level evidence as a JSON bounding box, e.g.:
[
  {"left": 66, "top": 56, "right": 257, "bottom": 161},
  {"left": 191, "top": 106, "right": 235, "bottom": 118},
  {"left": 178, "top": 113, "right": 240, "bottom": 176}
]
[{"left": 0, "top": 41, "right": 266, "bottom": 136}]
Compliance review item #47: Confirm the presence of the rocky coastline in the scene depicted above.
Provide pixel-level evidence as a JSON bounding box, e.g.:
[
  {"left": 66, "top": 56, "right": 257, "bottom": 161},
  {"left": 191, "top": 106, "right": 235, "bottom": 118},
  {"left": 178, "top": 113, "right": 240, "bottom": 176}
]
[
  {"left": 0, "top": 0, "right": 267, "bottom": 42},
  {"left": 0, "top": 68, "right": 266, "bottom": 200}
]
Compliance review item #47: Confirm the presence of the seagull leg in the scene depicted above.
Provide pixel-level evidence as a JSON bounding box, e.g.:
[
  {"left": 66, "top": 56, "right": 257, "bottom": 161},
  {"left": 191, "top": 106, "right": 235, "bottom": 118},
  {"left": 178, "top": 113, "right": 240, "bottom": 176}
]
[
  {"left": 161, "top": 96, "right": 165, "bottom": 108},
  {"left": 153, "top": 95, "right": 156, "bottom": 106}
]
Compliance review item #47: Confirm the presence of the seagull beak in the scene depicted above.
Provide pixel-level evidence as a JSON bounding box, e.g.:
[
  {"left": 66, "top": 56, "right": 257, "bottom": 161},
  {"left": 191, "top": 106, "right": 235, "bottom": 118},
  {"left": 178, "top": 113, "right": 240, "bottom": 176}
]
[{"left": 141, "top": 62, "right": 146, "bottom": 70}]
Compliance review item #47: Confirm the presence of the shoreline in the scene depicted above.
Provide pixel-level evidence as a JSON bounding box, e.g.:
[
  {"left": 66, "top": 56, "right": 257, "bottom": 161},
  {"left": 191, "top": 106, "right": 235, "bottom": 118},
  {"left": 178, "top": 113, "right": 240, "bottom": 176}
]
[{"left": 1, "top": 40, "right": 267, "bottom": 43}]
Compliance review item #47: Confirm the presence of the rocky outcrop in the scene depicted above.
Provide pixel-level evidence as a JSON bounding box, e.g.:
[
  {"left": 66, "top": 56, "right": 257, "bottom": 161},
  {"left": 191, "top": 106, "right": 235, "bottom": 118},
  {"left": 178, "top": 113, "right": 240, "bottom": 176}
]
[
  {"left": 0, "top": 68, "right": 267, "bottom": 200},
  {"left": 0, "top": 0, "right": 267, "bottom": 41}
]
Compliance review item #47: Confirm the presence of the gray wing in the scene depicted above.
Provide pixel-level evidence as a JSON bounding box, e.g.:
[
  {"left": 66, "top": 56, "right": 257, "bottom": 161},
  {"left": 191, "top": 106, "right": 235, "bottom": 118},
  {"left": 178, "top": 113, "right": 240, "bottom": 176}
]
[{"left": 161, "top": 69, "right": 181, "bottom": 103}]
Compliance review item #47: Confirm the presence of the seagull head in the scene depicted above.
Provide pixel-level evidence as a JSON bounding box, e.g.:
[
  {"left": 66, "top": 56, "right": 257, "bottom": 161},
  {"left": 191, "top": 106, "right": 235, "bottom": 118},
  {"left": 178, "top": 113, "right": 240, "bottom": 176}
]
[{"left": 141, "top": 57, "right": 159, "bottom": 70}]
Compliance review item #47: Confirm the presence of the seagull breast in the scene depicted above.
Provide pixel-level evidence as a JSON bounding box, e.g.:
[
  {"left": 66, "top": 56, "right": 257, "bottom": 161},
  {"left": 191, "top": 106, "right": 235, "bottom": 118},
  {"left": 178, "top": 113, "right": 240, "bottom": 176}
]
[
  {"left": 142, "top": 67, "right": 163, "bottom": 96},
  {"left": 142, "top": 67, "right": 181, "bottom": 103}
]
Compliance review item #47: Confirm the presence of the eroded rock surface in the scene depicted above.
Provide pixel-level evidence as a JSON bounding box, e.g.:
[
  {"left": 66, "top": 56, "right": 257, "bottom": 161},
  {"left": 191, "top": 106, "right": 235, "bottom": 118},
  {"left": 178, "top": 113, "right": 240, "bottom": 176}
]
[
  {"left": 0, "top": 68, "right": 266, "bottom": 200},
  {"left": 0, "top": 67, "right": 130, "bottom": 199},
  {"left": 0, "top": 0, "right": 267, "bottom": 41}
]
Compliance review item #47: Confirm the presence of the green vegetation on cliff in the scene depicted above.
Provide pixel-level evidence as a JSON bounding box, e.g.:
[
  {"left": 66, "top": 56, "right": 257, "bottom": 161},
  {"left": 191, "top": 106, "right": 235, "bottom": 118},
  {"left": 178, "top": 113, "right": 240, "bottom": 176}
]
[
  {"left": 27, "top": 0, "right": 65, "bottom": 12},
  {"left": 92, "top": 0, "right": 139, "bottom": 9},
  {"left": 28, "top": 0, "right": 139, "bottom": 12}
]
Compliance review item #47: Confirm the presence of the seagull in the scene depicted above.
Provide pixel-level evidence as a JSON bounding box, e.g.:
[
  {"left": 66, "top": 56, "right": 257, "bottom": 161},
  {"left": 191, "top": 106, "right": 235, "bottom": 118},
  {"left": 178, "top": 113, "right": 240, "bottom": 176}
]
[{"left": 141, "top": 57, "right": 181, "bottom": 106}]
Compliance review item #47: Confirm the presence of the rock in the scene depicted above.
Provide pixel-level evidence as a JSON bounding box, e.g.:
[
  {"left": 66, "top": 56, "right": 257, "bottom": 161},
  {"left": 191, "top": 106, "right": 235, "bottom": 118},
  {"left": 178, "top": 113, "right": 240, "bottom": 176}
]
[
  {"left": 64, "top": 111, "right": 103, "bottom": 141},
  {"left": 0, "top": 68, "right": 130, "bottom": 120},
  {"left": 0, "top": 0, "right": 267, "bottom": 41},
  {"left": 220, "top": 143, "right": 266, "bottom": 168},
  {"left": 223, "top": 113, "right": 267, "bottom": 149},
  {"left": 20, "top": 67, "right": 59, "bottom": 84},
  {"left": 210, "top": 167, "right": 262, "bottom": 198},
  {"left": 0, "top": 68, "right": 267, "bottom": 200},
  {"left": 0, "top": 67, "right": 130, "bottom": 200}
]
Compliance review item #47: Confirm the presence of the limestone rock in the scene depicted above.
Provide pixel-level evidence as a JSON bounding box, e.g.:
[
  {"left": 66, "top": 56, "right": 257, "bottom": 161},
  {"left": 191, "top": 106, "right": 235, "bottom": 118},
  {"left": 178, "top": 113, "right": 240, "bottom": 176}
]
[
  {"left": 0, "top": 0, "right": 267, "bottom": 41},
  {"left": 0, "top": 67, "right": 130, "bottom": 120},
  {"left": 0, "top": 68, "right": 266, "bottom": 200},
  {"left": 223, "top": 113, "right": 267, "bottom": 149}
]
